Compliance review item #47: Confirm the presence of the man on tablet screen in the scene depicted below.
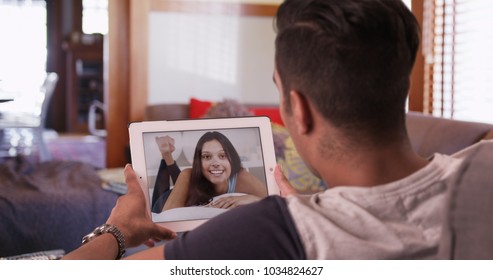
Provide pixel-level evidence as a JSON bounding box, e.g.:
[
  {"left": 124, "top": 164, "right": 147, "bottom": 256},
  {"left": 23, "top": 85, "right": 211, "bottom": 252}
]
[{"left": 63, "top": 0, "right": 482, "bottom": 259}]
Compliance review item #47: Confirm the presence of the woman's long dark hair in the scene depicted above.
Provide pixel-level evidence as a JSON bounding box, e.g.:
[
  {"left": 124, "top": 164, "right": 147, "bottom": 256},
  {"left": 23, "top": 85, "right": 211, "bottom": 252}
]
[{"left": 185, "top": 131, "right": 242, "bottom": 206}]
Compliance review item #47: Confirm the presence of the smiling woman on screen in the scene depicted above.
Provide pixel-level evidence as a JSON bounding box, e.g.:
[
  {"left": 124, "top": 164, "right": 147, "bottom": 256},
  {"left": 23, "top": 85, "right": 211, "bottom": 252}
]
[{"left": 153, "top": 131, "right": 267, "bottom": 211}]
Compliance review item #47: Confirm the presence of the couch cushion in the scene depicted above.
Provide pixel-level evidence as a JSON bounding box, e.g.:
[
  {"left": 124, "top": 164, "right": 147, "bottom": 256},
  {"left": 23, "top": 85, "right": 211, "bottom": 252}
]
[
  {"left": 273, "top": 124, "right": 327, "bottom": 194},
  {"left": 0, "top": 157, "right": 119, "bottom": 257},
  {"left": 406, "top": 112, "right": 493, "bottom": 157}
]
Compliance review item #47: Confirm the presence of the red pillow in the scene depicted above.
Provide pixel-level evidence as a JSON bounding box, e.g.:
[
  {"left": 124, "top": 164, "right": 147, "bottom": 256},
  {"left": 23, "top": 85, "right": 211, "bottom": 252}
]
[
  {"left": 189, "top": 97, "right": 213, "bottom": 119},
  {"left": 250, "top": 107, "right": 284, "bottom": 126}
]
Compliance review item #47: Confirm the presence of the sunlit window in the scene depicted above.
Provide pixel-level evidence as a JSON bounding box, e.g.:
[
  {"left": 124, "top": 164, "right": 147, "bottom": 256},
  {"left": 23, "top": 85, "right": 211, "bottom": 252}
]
[
  {"left": 402, "top": 0, "right": 412, "bottom": 9},
  {"left": 423, "top": 0, "right": 493, "bottom": 124},
  {"left": 0, "top": 0, "right": 47, "bottom": 91},
  {"left": 82, "top": 0, "right": 108, "bottom": 35}
]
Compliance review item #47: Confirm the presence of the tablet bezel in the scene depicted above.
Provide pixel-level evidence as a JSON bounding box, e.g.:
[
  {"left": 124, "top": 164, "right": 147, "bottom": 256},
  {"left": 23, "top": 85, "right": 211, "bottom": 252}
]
[{"left": 128, "top": 116, "right": 279, "bottom": 232}]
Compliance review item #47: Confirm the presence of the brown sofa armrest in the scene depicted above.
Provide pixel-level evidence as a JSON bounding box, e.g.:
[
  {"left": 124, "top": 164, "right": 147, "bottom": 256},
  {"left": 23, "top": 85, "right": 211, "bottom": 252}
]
[
  {"left": 145, "top": 104, "right": 189, "bottom": 121},
  {"left": 406, "top": 112, "right": 493, "bottom": 157},
  {"left": 482, "top": 130, "right": 493, "bottom": 140}
]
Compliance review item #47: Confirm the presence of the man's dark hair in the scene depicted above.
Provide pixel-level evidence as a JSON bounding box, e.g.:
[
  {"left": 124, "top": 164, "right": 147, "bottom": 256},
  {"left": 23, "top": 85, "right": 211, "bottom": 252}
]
[{"left": 275, "top": 0, "right": 420, "bottom": 144}]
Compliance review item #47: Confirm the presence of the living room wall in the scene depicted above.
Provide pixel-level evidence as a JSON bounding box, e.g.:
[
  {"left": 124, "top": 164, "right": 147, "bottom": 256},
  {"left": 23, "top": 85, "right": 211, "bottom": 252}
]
[
  {"left": 106, "top": 0, "right": 281, "bottom": 167},
  {"left": 148, "top": 12, "right": 278, "bottom": 105}
]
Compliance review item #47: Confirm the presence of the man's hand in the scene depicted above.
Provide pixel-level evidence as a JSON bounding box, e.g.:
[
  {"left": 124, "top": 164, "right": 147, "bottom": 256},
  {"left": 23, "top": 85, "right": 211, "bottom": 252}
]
[
  {"left": 62, "top": 165, "right": 176, "bottom": 259},
  {"left": 274, "top": 164, "right": 298, "bottom": 197},
  {"left": 107, "top": 164, "right": 176, "bottom": 248}
]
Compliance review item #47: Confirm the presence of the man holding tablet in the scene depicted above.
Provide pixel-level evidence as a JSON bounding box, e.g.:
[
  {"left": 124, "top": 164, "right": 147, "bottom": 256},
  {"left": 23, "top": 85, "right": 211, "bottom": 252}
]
[{"left": 63, "top": 0, "right": 486, "bottom": 260}]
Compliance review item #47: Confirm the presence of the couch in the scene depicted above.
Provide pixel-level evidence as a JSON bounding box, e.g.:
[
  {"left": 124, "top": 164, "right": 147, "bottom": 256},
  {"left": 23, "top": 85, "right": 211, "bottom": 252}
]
[
  {"left": 0, "top": 159, "right": 119, "bottom": 258},
  {"left": 146, "top": 100, "right": 493, "bottom": 194},
  {"left": 146, "top": 100, "right": 493, "bottom": 259},
  {"left": 1, "top": 98, "right": 492, "bottom": 259},
  {"left": 146, "top": 102, "right": 493, "bottom": 159},
  {"left": 405, "top": 111, "right": 493, "bottom": 157}
]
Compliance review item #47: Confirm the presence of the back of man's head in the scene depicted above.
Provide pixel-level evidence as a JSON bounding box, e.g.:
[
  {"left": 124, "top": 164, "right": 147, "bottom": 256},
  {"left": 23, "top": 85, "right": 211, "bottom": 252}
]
[{"left": 275, "top": 0, "right": 419, "bottom": 144}]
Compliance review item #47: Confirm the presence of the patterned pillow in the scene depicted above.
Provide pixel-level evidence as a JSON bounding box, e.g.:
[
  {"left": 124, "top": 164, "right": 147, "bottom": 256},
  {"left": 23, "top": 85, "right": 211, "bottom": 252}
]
[
  {"left": 202, "top": 98, "right": 253, "bottom": 118},
  {"left": 272, "top": 123, "right": 327, "bottom": 194}
]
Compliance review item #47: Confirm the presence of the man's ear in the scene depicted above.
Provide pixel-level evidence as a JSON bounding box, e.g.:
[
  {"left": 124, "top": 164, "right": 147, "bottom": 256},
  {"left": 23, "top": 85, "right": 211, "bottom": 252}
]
[{"left": 289, "top": 90, "right": 313, "bottom": 135}]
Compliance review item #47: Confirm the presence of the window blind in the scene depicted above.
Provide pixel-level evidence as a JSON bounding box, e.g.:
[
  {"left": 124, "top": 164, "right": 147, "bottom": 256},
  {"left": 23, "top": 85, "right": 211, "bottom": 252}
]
[
  {"left": 82, "top": 0, "right": 108, "bottom": 35},
  {"left": 422, "top": 0, "right": 493, "bottom": 124}
]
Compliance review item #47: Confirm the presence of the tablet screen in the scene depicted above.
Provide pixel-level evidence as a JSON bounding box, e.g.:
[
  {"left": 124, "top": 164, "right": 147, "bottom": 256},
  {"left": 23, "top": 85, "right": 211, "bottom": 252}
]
[{"left": 129, "top": 117, "right": 278, "bottom": 232}]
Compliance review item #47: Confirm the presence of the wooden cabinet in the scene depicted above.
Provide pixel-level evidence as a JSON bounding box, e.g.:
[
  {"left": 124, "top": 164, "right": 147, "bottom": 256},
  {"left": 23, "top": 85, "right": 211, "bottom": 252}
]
[{"left": 63, "top": 40, "right": 104, "bottom": 133}]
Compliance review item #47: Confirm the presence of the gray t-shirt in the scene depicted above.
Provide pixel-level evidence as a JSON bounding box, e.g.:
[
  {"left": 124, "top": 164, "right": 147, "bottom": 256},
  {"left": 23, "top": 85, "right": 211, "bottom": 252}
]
[
  {"left": 287, "top": 152, "right": 463, "bottom": 259},
  {"left": 165, "top": 142, "right": 488, "bottom": 259}
]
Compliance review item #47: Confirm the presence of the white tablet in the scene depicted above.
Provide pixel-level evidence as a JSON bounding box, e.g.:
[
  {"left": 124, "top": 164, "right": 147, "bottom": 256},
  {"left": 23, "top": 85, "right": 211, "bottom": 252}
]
[{"left": 129, "top": 116, "right": 279, "bottom": 232}]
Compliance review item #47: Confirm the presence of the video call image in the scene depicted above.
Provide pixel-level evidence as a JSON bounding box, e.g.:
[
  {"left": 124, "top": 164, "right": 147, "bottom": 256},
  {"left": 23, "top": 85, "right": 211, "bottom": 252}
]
[{"left": 142, "top": 128, "right": 268, "bottom": 222}]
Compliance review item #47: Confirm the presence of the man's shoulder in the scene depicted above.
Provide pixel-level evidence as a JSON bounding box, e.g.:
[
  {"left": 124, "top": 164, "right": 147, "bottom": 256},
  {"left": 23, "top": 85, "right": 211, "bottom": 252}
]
[
  {"left": 452, "top": 139, "right": 493, "bottom": 160},
  {"left": 449, "top": 139, "right": 493, "bottom": 180},
  {"left": 164, "top": 195, "right": 306, "bottom": 259},
  {"left": 437, "top": 140, "right": 493, "bottom": 259}
]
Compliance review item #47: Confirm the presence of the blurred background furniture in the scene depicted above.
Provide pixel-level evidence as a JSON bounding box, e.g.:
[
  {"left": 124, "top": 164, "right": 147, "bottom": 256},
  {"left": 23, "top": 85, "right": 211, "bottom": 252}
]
[
  {"left": 88, "top": 99, "right": 107, "bottom": 138},
  {"left": 63, "top": 39, "right": 104, "bottom": 133},
  {"left": 0, "top": 72, "right": 59, "bottom": 161}
]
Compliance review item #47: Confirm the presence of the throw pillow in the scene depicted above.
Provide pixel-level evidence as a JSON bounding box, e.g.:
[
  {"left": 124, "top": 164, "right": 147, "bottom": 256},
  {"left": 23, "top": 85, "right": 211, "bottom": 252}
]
[
  {"left": 272, "top": 123, "right": 327, "bottom": 194},
  {"left": 189, "top": 97, "right": 213, "bottom": 119},
  {"left": 203, "top": 98, "right": 253, "bottom": 118},
  {"left": 250, "top": 107, "right": 284, "bottom": 126}
]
